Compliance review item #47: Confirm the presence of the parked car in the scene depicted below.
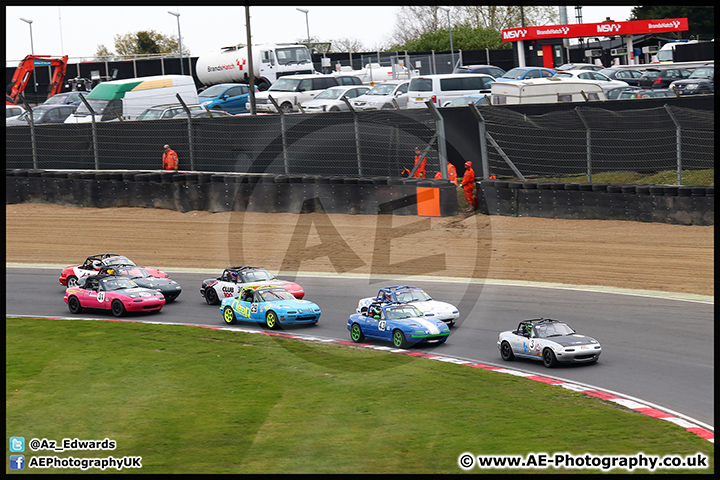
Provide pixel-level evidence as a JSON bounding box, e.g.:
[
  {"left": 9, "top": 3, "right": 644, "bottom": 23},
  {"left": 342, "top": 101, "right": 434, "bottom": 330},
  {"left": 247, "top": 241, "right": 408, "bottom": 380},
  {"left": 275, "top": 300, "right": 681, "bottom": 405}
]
[
  {"left": 6, "top": 104, "right": 77, "bottom": 126},
  {"left": 64, "top": 274, "right": 166, "bottom": 317},
  {"left": 406, "top": 73, "right": 494, "bottom": 108},
  {"left": 553, "top": 70, "right": 630, "bottom": 94},
  {"left": 334, "top": 75, "right": 364, "bottom": 86},
  {"left": 442, "top": 94, "right": 491, "bottom": 107},
  {"left": 197, "top": 83, "right": 257, "bottom": 114},
  {"left": 251, "top": 74, "right": 339, "bottom": 113},
  {"left": 497, "top": 318, "right": 602, "bottom": 367},
  {"left": 616, "top": 88, "right": 678, "bottom": 100},
  {"left": 599, "top": 67, "right": 646, "bottom": 87},
  {"left": 42, "top": 91, "right": 86, "bottom": 107},
  {"left": 300, "top": 85, "right": 370, "bottom": 112},
  {"left": 491, "top": 78, "right": 605, "bottom": 105},
  {"left": 174, "top": 109, "right": 234, "bottom": 119},
  {"left": 637, "top": 67, "right": 693, "bottom": 89},
  {"left": 350, "top": 80, "right": 409, "bottom": 110},
  {"left": 135, "top": 103, "right": 205, "bottom": 120},
  {"left": 554, "top": 63, "right": 603, "bottom": 72},
  {"left": 494, "top": 66, "right": 556, "bottom": 82},
  {"left": 453, "top": 64, "right": 506, "bottom": 78},
  {"left": 6, "top": 104, "right": 25, "bottom": 122},
  {"left": 669, "top": 66, "right": 714, "bottom": 95},
  {"left": 605, "top": 86, "right": 637, "bottom": 100}
]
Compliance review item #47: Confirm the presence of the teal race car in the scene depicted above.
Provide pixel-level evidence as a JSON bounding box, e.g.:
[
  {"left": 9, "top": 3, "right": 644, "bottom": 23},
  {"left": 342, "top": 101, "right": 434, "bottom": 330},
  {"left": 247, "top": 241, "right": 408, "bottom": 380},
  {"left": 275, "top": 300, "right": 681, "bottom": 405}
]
[
  {"left": 347, "top": 302, "right": 450, "bottom": 348},
  {"left": 220, "top": 284, "right": 321, "bottom": 329}
]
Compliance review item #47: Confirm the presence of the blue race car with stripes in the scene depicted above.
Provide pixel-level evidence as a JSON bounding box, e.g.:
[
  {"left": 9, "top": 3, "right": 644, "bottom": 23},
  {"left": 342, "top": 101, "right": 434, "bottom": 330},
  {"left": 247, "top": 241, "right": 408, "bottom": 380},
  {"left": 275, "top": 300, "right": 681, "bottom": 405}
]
[
  {"left": 220, "top": 284, "right": 320, "bottom": 329},
  {"left": 347, "top": 302, "right": 450, "bottom": 348}
]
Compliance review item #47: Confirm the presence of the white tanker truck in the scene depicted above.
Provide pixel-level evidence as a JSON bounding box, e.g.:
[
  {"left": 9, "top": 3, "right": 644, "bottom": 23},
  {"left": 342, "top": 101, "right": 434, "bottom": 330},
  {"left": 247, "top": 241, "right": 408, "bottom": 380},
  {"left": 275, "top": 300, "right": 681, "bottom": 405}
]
[{"left": 195, "top": 43, "right": 315, "bottom": 91}]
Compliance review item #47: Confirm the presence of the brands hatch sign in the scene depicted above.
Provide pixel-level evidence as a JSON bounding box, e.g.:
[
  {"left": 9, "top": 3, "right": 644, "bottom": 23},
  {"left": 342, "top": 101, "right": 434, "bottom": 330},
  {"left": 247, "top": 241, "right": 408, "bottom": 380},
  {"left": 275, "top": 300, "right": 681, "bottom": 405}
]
[{"left": 502, "top": 18, "right": 688, "bottom": 42}]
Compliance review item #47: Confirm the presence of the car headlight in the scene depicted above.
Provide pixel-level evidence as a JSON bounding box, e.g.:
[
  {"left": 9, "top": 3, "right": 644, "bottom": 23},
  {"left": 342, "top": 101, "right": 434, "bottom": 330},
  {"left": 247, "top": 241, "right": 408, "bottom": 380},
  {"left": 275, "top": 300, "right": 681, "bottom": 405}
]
[
  {"left": 201, "top": 101, "right": 212, "bottom": 106},
  {"left": 686, "top": 84, "right": 698, "bottom": 90}
]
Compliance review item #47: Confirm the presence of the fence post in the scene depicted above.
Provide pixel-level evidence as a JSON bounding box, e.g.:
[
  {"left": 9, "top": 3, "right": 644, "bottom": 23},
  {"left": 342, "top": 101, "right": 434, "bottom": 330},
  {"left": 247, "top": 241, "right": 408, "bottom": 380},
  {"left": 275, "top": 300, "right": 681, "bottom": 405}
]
[
  {"left": 424, "top": 101, "right": 448, "bottom": 179},
  {"left": 469, "top": 104, "right": 489, "bottom": 179},
  {"left": 664, "top": 104, "right": 682, "bottom": 185},
  {"left": 19, "top": 96, "right": 38, "bottom": 169},
  {"left": 575, "top": 107, "right": 592, "bottom": 183},
  {"left": 341, "top": 97, "right": 363, "bottom": 176},
  {"left": 78, "top": 93, "right": 100, "bottom": 169},
  {"left": 268, "top": 95, "right": 289, "bottom": 174},
  {"left": 176, "top": 93, "right": 194, "bottom": 171}
]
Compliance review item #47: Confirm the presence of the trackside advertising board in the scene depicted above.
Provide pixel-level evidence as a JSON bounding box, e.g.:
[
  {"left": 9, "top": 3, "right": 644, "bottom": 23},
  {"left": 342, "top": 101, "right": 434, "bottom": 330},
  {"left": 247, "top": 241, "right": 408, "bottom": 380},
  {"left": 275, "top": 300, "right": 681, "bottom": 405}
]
[{"left": 502, "top": 18, "right": 688, "bottom": 42}]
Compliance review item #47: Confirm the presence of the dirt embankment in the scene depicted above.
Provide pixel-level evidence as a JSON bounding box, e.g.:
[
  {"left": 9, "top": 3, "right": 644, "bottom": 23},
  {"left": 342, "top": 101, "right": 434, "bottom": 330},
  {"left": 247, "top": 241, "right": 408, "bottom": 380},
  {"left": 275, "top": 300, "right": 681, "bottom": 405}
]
[{"left": 5, "top": 204, "right": 714, "bottom": 297}]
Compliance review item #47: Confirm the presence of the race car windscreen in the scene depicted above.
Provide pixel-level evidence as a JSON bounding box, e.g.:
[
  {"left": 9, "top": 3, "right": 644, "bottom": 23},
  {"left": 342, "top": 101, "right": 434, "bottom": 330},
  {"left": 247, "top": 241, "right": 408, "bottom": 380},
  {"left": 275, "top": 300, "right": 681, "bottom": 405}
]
[
  {"left": 395, "top": 289, "right": 432, "bottom": 303},
  {"left": 103, "top": 256, "right": 135, "bottom": 266},
  {"left": 101, "top": 278, "right": 137, "bottom": 291},
  {"left": 385, "top": 305, "right": 424, "bottom": 320},
  {"left": 117, "top": 266, "right": 149, "bottom": 278},
  {"left": 242, "top": 270, "right": 275, "bottom": 282},
  {"left": 534, "top": 322, "right": 575, "bottom": 338},
  {"left": 257, "top": 289, "right": 294, "bottom": 301}
]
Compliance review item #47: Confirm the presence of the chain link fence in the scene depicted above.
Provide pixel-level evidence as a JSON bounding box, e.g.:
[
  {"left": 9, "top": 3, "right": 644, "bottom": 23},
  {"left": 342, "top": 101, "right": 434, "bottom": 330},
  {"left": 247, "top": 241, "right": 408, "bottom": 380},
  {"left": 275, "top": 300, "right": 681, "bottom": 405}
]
[
  {"left": 6, "top": 103, "right": 714, "bottom": 186},
  {"left": 474, "top": 104, "right": 714, "bottom": 186}
]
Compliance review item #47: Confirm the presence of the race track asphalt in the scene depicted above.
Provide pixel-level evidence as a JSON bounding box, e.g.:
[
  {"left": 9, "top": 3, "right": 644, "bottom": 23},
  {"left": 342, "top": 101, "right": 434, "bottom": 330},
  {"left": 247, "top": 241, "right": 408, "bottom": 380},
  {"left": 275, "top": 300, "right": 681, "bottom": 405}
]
[{"left": 5, "top": 267, "right": 714, "bottom": 428}]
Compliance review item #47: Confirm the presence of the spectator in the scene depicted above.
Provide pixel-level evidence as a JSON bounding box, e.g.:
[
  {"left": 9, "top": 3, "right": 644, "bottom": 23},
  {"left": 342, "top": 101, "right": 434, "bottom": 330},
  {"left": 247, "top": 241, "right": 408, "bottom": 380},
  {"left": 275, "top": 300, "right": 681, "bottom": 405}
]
[
  {"left": 461, "top": 161, "right": 476, "bottom": 210},
  {"left": 162, "top": 144, "right": 179, "bottom": 171},
  {"left": 409, "top": 146, "right": 426, "bottom": 178}
]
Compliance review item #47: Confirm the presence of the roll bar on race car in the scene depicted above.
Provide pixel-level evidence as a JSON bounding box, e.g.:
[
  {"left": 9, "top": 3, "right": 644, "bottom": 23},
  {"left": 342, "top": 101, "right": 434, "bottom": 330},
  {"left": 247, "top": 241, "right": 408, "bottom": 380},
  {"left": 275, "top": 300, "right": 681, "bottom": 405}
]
[{"left": 8, "top": 54, "right": 69, "bottom": 104}]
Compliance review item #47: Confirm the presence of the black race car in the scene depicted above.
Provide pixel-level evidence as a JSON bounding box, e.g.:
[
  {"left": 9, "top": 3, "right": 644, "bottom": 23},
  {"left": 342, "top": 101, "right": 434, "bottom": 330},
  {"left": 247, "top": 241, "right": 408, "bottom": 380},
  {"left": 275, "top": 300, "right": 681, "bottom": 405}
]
[{"left": 96, "top": 264, "right": 182, "bottom": 301}]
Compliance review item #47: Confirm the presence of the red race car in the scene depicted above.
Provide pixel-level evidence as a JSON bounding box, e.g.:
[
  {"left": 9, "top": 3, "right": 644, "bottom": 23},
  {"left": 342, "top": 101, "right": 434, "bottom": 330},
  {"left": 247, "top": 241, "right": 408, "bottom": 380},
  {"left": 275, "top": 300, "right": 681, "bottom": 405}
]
[
  {"left": 64, "top": 274, "right": 166, "bottom": 317},
  {"left": 59, "top": 253, "right": 168, "bottom": 287}
]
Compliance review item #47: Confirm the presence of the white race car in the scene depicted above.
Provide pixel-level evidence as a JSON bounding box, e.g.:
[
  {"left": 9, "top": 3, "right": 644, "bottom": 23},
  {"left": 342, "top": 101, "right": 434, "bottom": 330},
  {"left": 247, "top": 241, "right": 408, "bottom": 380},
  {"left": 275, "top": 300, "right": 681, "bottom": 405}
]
[
  {"left": 200, "top": 266, "right": 305, "bottom": 305},
  {"left": 497, "top": 318, "right": 602, "bottom": 368},
  {"left": 356, "top": 286, "right": 459, "bottom": 326}
]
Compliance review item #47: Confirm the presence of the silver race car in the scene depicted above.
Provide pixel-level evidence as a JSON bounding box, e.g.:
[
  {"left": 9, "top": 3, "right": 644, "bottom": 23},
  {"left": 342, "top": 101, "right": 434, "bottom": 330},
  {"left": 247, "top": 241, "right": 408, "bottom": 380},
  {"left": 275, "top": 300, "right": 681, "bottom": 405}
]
[{"left": 497, "top": 318, "right": 602, "bottom": 367}]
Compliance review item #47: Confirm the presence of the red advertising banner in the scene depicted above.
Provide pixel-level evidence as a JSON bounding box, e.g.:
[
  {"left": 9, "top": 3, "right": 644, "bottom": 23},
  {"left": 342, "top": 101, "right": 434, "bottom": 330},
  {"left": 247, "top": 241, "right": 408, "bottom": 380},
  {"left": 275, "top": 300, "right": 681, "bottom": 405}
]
[{"left": 502, "top": 18, "right": 689, "bottom": 42}]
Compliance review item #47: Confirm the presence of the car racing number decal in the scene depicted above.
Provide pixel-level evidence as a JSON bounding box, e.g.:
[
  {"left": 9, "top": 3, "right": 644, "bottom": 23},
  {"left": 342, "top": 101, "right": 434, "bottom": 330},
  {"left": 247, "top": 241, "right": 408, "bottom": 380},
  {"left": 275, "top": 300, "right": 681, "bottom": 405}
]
[
  {"left": 230, "top": 299, "right": 252, "bottom": 318},
  {"left": 378, "top": 320, "right": 386, "bottom": 331},
  {"left": 97, "top": 292, "right": 105, "bottom": 302},
  {"left": 251, "top": 303, "right": 258, "bottom": 314}
]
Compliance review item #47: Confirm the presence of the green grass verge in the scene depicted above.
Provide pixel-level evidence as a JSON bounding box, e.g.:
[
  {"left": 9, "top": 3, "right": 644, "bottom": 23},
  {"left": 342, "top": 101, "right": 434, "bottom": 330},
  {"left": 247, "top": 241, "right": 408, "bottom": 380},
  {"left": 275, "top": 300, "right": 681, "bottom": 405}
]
[
  {"left": 498, "top": 169, "right": 714, "bottom": 187},
  {"left": 6, "top": 318, "right": 713, "bottom": 474}
]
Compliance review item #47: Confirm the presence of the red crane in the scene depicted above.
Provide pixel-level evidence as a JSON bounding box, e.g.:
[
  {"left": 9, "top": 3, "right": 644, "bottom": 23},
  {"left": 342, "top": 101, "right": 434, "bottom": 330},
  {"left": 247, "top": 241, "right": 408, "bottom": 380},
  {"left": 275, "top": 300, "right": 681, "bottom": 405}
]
[{"left": 7, "top": 54, "right": 69, "bottom": 104}]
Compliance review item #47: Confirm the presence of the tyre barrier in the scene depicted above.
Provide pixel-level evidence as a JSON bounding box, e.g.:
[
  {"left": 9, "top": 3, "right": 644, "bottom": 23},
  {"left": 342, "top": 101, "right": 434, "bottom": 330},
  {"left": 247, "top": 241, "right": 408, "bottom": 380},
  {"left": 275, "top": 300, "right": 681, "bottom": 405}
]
[
  {"left": 477, "top": 180, "right": 714, "bottom": 226},
  {"left": 6, "top": 169, "right": 459, "bottom": 217}
]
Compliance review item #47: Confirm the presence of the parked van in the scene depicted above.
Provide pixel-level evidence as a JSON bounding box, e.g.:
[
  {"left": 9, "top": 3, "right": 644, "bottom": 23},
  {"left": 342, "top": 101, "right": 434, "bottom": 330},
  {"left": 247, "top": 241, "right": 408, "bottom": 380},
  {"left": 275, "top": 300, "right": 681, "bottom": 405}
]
[
  {"left": 406, "top": 73, "right": 494, "bottom": 108},
  {"left": 490, "top": 77, "right": 606, "bottom": 105},
  {"left": 65, "top": 75, "right": 199, "bottom": 123}
]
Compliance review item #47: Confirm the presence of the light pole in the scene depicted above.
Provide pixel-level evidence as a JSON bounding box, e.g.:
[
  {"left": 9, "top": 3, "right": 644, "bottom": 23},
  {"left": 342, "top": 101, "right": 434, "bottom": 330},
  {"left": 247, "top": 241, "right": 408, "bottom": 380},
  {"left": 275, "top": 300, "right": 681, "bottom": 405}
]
[
  {"left": 20, "top": 17, "right": 37, "bottom": 94},
  {"left": 440, "top": 7, "right": 455, "bottom": 71},
  {"left": 168, "top": 10, "right": 184, "bottom": 75},
  {"left": 296, "top": 8, "right": 311, "bottom": 52}
]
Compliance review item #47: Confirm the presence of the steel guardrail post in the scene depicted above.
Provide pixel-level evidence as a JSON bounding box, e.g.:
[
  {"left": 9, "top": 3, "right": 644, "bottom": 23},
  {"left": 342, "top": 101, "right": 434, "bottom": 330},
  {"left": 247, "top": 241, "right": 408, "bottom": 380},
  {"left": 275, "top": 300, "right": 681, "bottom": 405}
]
[
  {"left": 575, "top": 107, "right": 592, "bottom": 183},
  {"left": 664, "top": 104, "right": 682, "bottom": 185},
  {"left": 78, "top": 92, "right": 99, "bottom": 170}
]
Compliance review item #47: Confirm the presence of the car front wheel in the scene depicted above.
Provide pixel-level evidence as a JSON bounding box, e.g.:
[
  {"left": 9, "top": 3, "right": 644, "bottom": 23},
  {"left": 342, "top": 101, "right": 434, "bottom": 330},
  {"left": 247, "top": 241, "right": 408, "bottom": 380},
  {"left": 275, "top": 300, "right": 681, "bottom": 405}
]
[
  {"left": 205, "top": 287, "right": 219, "bottom": 305},
  {"left": 265, "top": 311, "right": 279, "bottom": 329},
  {"left": 500, "top": 341, "right": 514, "bottom": 361},
  {"left": 111, "top": 300, "right": 126, "bottom": 318},
  {"left": 392, "top": 329, "right": 409, "bottom": 348},
  {"left": 350, "top": 323, "right": 364, "bottom": 343},
  {"left": 223, "top": 306, "right": 237, "bottom": 325},
  {"left": 542, "top": 348, "right": 558, "bottom": 368},
  {"left": 68, "top": 296, "right": 83, "bottom": 314}
]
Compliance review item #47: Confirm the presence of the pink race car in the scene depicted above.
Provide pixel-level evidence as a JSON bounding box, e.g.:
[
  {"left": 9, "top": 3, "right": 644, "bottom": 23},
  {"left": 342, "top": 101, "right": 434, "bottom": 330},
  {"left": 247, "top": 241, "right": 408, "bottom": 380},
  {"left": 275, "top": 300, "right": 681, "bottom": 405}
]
[
  {"left": 59, "top": 254, "right": 168, "bottom": 287},
  {"left": 64, "top": 274, "right": 166, "bottom": 317}
]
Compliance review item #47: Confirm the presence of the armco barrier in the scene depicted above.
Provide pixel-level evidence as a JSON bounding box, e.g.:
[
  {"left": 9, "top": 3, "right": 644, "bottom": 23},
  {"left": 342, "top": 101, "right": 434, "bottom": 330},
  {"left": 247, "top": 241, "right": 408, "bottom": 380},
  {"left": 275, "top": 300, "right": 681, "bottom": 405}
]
[
  {"left": 477, "top": 180, "right": 714, "bottom": 226},
  {"left": 6, "top": 170, "right": 459, "bottom": 217}
]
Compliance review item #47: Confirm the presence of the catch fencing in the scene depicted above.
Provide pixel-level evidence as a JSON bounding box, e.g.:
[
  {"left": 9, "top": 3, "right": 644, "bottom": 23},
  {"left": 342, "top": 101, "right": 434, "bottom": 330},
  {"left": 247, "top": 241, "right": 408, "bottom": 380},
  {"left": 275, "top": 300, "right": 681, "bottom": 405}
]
[{"left": 6, "top": 99, "right": 714, "bottom": 186}]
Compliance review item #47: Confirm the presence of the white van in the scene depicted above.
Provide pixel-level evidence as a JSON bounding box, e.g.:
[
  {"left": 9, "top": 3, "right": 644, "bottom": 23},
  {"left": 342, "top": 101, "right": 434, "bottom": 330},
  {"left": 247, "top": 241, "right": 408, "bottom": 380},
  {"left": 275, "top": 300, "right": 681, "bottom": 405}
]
[
  {"left": 65, "top": 75, "right": 199, "bottom": 123},
  {"left": 406, "top": 73, "right": 494, "bottom": 108},
  {"left": 490, "top": 77, "right": 606, "bottom": 105}
]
